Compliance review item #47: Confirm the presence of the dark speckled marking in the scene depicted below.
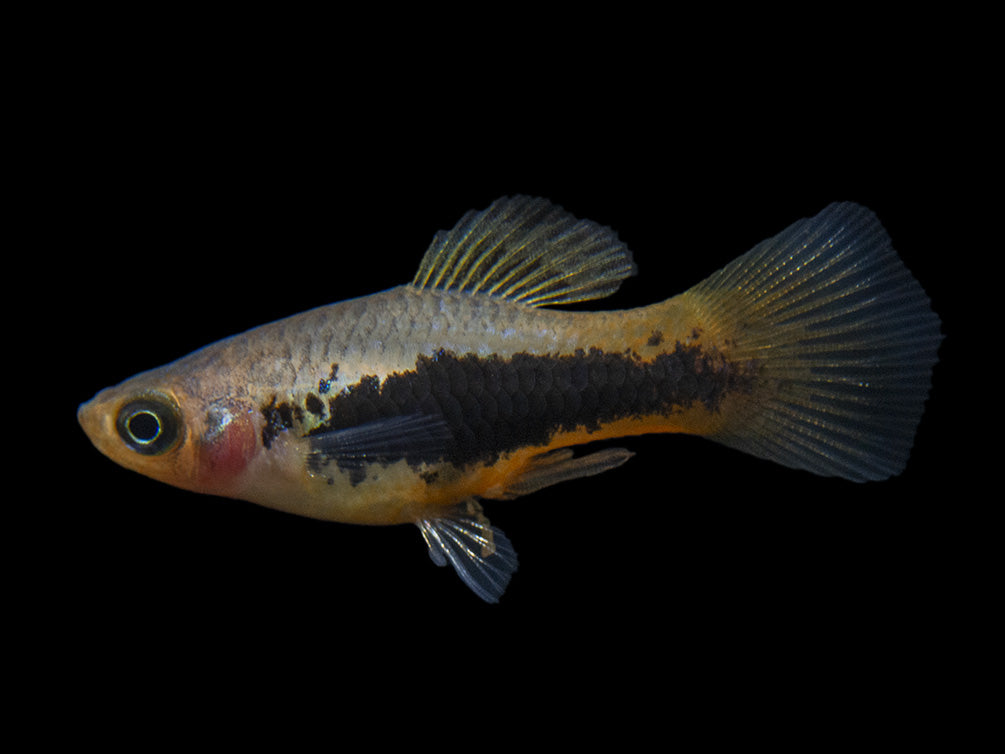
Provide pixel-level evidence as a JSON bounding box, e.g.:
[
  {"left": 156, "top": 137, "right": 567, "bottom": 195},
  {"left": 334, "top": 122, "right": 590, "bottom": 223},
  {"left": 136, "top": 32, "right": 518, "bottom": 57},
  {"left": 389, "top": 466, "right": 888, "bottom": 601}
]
[
  {"left": 305, "top": 393, "right": 325, "bottom": 417},
  {"left": 261, "top": 396, "right": 295, "bottom": 450},
  {"left": 647, "top": 330, "right": 664, "bottom": 347},
  {"left": 305, "top": 345, "right": 755, "bottom": 476},
  {"left": 318, "top": 363, "right": 339, "bottom": 395}
]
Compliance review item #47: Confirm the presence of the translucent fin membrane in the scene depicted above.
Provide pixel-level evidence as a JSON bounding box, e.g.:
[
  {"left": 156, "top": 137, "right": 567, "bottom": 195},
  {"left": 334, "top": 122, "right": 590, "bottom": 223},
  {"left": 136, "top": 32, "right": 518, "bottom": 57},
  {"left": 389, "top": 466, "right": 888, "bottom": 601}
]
[
  {"left": 412, "top": 195, "right": 636, "bottom": 307},
  {"left": 306, "top": 413, "right": 452, "bottom": 470},
  {"left": 689, "top": 203, "right": 942, "bottom": 482},
  {"left": 417, "top": 501, "right": 518, "bottom": 603},
  {"left": 502, "top": 447, "right": 635, "bottom": 498}
]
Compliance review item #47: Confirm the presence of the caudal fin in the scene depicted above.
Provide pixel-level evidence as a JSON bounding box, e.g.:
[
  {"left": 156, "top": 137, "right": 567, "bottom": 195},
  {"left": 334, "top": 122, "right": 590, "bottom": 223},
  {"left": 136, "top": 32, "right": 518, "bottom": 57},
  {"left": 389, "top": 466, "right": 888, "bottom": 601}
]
[{"left": 686, "top": 203, "right": 942, "bottom": 482}]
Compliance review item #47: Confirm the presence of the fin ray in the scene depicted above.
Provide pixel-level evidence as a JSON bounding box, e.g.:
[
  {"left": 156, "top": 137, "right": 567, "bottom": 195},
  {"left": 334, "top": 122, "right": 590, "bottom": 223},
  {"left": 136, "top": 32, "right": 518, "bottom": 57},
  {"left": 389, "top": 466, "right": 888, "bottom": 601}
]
[
  {"left": 502, "top": 447, "right": 635, "bottom": 498},
  {"left": 417, "top": 500, "right": 518, "bottom": 603},
  {"left": 306, "top": 413, "right": 452, "bottom": 471},
  {"left": 688, "top": 202, "right": 942, "bottom": 481},
  {"left": 412, "top": 196, "right": 636, "bottom": 307}
]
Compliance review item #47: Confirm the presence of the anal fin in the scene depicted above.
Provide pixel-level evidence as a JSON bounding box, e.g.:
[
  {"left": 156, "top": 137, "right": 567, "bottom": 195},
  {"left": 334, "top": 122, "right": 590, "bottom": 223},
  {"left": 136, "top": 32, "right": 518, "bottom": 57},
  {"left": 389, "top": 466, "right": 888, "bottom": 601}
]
[
  {"left": 502, "top": 447, "right": 635, "bottom": 498},
  {"left": 416, "top": 450, "right": 632, "bottom": 600}
]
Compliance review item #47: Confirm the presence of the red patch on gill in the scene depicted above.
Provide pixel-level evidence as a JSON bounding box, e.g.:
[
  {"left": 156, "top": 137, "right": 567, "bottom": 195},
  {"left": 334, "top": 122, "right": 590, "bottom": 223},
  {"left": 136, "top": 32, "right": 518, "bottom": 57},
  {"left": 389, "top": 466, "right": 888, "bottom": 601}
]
[{"left": 197, "top": 407, "right": 258, "bottom": 490}]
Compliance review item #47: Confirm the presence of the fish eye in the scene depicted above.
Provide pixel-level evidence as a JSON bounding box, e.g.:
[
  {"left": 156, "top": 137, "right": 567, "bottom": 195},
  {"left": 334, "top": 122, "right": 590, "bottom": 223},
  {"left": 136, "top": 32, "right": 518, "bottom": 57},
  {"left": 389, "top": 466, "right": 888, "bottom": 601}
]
[{"left": 116, "top": 395, "right": 182, "bottom": 455}]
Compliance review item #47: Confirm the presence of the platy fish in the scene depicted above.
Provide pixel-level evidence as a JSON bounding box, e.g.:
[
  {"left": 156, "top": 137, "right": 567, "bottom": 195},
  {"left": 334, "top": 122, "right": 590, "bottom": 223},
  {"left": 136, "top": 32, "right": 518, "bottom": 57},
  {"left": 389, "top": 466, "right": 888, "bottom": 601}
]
[{"left": 78, "top": 197, "right": 942, "bottom": 601}]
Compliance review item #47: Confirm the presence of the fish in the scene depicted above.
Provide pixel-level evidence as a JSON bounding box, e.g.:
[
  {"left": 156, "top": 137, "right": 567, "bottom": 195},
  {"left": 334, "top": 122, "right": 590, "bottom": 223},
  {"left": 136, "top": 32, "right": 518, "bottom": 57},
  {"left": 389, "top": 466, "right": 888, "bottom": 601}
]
[{"left": 78, "top": 197, "right": 942, "bottom": 602}]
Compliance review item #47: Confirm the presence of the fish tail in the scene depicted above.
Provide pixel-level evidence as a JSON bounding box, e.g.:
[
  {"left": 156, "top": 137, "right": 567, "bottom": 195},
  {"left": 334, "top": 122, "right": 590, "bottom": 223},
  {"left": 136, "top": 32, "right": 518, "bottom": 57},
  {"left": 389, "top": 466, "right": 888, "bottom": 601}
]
[{"left": 682, "top": 202, "right": 942, "bottom": 482}]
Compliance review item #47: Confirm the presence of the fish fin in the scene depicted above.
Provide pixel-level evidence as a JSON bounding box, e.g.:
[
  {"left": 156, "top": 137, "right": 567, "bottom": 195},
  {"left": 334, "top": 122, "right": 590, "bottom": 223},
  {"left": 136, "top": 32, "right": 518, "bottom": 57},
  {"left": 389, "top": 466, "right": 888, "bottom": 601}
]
[
  {"left": 412, "top": 195, "right": 637, "bottom": 307},
  {"left": 687, "top": 202, "right": 942, "bottom": 482},
  {"left": 417, "top": 500, "right": 518, "bottom": 603},
  {"left": 306, "top": 412, "right": 452, "bottom": 471},
  {"left": 501, "top": 447, "right": 635, "bottom": 498}
]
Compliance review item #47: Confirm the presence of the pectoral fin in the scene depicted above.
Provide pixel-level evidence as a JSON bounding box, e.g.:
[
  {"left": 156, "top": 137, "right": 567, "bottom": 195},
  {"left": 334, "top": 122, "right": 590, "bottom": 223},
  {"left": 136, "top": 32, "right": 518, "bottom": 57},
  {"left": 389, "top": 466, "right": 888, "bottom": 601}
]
[
  {"left": 417, "top": 500, "right": 518, "bottom": 603},
  {"left": 306, "top": 412, "right": 453, "bottom": 472}
]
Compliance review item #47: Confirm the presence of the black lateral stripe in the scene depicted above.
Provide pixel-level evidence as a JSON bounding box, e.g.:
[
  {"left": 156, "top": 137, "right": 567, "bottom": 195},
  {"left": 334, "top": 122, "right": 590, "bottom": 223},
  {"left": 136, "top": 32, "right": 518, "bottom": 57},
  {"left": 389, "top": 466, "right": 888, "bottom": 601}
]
[{"left": 303, "top": 345, "right": 754, "bottom": 471}]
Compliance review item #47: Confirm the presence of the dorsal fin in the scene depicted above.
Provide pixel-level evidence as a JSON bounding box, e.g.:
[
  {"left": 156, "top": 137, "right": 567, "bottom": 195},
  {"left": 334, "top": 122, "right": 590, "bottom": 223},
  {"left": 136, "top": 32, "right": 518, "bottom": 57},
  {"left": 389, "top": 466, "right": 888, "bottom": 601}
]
[{"left": 412, "top": 196, "right": 637, "bottom": 307}]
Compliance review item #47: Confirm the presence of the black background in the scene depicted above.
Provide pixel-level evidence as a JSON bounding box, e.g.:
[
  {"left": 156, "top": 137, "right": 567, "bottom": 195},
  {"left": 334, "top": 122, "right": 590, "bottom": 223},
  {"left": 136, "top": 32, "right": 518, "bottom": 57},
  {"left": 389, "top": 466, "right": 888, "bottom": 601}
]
[{"left": 38, "top": 36, "right": 983, "bottom": 746}]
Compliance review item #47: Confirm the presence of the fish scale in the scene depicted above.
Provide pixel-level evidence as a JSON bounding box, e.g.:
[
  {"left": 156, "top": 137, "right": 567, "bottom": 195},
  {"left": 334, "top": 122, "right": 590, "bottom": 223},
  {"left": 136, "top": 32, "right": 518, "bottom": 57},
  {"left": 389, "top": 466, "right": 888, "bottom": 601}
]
[
  {"left": 236, "top": 285, "right": 694, "bottom": 439},
  {"left": 79, "top": 197, "right": 942, "bottom": 602},
  {"left": 303, "top": 332, "right": 742, "bottom": 476}
]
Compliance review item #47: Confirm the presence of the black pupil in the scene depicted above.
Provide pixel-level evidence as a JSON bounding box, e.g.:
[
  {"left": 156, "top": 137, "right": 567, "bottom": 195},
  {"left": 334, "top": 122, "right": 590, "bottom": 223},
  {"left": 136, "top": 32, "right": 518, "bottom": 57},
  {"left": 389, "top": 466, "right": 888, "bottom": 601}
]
[
  {"left": 116, "top": 397, "right": 179, "bottom": 455},
  {"left": 128, "top": 410, "right": 161, "bottom": 442}
]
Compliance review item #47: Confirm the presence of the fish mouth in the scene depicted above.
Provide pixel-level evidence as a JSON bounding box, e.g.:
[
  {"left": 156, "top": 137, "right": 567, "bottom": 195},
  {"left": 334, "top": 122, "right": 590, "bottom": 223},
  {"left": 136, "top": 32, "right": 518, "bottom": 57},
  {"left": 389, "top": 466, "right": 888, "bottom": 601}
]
[
  {"left": 77, "top": 396, "right": 104, "bottom": 448},
  {"left": 78, "top": 389, "right": 120, "bottom": 458}
]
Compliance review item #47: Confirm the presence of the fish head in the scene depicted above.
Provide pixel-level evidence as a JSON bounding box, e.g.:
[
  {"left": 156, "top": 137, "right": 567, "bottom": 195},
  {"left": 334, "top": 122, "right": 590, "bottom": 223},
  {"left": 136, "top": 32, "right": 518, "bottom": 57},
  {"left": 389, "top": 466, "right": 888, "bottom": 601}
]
[{"left": 78, "top": 368, "right": 259, "bottom": 498}]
